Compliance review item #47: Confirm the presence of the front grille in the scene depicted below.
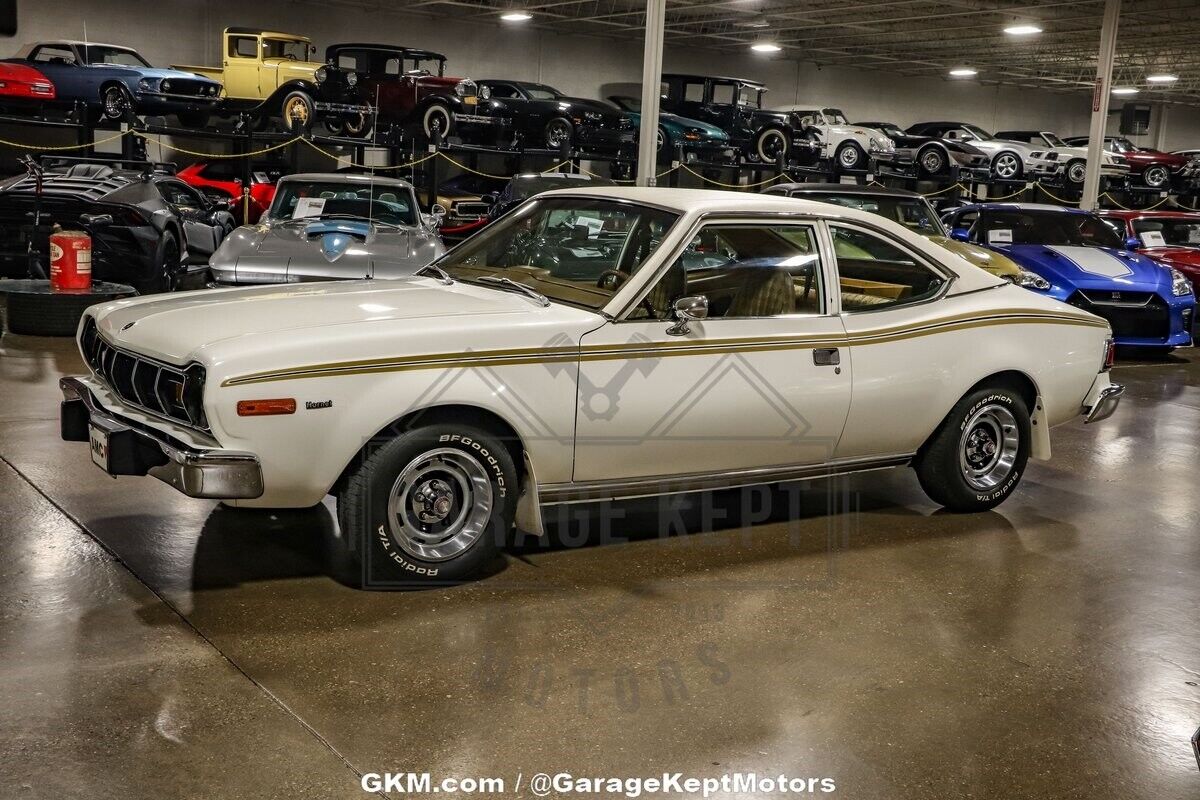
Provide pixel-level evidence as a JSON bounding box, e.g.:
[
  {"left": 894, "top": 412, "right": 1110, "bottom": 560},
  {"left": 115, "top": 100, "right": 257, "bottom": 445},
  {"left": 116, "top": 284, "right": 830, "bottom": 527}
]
[
  {"left": 80, "top": 318, "right": 208, "bottom": 431},
  {"left": 451, "top": 201, "right": 490, "bottom": 220},
  {"left": 160, "top": 78, "right": 215, "bottom": 97},
  {"left": 1067, "top": 290, "right": 1170, "bottom": 340}
]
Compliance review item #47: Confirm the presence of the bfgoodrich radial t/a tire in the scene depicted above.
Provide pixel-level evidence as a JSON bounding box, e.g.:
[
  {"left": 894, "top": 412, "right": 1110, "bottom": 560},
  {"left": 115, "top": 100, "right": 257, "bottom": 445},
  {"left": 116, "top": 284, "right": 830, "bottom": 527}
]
[
  {"left": 913, "top": 385, "right": 1031, "bottom": 512},
  {"left": 338, "top": 424, "right": 517, "bottom": 588}
]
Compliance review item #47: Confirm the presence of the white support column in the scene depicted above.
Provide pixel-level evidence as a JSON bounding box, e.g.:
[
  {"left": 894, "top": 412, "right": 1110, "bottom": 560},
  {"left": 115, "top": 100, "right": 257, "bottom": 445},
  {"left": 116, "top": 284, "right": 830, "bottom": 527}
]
[
  {"left": 636, "top": 0, "right": 666, "bottom": 187},
  {"left": 1152, "top": 103, "right": 1169, "bottom": 151},
  {"left": 1081, "top": 0, "right": 1120, "bottom": 210}
]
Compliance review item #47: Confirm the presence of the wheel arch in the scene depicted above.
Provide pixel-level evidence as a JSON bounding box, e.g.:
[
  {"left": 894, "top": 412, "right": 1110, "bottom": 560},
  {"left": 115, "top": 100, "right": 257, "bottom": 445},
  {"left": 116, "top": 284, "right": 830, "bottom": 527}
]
[
  {"left": 330, "top": 403, "right": 535, "bottom": 523},
  {"left": 263, "top": 81, "right": 318, "bottom": 108},
  {"left": 920, "top": 369, "right": 1044, "bottom": 459}
]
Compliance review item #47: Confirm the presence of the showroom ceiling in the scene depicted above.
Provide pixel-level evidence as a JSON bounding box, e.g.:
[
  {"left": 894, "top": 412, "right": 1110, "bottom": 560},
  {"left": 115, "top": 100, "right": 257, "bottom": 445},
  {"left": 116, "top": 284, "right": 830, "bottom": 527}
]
[{"left": 400, "top": 0, "right": 1200, "bottom": 105}]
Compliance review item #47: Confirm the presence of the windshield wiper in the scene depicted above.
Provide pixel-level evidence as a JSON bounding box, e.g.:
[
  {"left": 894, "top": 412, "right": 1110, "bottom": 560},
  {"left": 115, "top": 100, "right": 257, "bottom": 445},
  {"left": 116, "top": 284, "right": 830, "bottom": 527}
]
[
  {"left": 477, "top": 276, "right": 550, "bottom": 307},
  {"left": 321, "top": 213, "right": 403, "bottom": 229},
  {"left": 417, "top": 264, "right": 454, "bottom": 285}
]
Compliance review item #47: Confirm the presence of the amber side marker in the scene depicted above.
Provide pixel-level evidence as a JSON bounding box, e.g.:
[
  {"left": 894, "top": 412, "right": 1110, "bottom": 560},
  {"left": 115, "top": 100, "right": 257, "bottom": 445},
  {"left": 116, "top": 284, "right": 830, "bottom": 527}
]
[{"left": 237, "top": 398, "right": 296, "bottom": 416}]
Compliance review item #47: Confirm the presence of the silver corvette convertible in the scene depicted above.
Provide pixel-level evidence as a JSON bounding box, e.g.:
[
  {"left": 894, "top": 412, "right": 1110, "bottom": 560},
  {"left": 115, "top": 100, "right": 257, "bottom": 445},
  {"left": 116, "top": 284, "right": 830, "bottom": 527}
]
[{"left": 208, "top": 173, "right": 446, "bottom": 285}]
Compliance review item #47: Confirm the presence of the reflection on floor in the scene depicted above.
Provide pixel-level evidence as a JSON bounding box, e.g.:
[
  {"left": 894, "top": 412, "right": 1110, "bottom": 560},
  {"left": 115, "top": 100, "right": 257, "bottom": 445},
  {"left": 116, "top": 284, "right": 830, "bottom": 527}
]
[{"left": 1, "top": 330, "right": 1198, "bottom": 799}]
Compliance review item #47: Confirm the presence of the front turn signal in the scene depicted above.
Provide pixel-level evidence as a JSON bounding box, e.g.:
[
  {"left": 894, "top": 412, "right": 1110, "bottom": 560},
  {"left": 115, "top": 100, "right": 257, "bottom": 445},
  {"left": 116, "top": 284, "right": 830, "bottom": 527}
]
[{"left": 237, "top": 398, "right": 296, "bottom": 416}]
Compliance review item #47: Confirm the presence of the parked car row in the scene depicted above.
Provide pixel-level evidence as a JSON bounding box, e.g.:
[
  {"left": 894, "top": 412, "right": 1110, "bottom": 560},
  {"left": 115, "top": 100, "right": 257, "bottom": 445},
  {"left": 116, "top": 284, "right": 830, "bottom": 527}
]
[{"left": 6, "top": 28, "right": 1195, "bottom": 192}]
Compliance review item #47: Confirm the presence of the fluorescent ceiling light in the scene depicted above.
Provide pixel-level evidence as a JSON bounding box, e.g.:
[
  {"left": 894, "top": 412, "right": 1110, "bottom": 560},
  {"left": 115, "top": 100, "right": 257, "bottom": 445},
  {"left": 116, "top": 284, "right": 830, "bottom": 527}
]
[
  {"left": 1111, "top": 87, "right": 1139, "bottom": 95},
  {"left": 1003, "top": 24, "right": 1043, "bottom": 35},
  {"left": 949, "top": 68, "right": 977, "bottom": 77},
  {"left": 1146, "top": 74, "right": 1178, "bottom": 83},
  {"left": 751, "top": 43, "right": 782, "bottom": 52},
  {"left": 500, "top": 11, "right": 532, "bottom": 21}
]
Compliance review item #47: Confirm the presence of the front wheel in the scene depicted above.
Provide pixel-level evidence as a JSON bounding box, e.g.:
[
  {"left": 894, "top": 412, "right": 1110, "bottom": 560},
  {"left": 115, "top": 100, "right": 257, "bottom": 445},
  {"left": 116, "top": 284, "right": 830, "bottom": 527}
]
[
  {"left": 544, "top": 117, "right": 574, "bottom": 150},
  {"left": 992, "top": 152, "right": 1023, "bottom": 181},
  {"left": 280, "top": 91, "right": 315, "bottom": 134},
  {"left": 421, "top": 103, "right": 454, "bottom": 143},
  {"left": 337, "top": 425, "right": 518, "bottom": 587},
  {"left": 1142, "top": 165, "right": 1170, "bottom": 189},
  {"left": 1065, "top": 159, "right": 1087, "bottom": 186},
  {"left": 913, "top": 385, "right": 1031, "bottom": 512},
  {"left": 918, "top": 146, "right": 947, "bottom": 177},
  {"left": 755, "top": 126, "right": 789, "bottom": 164},
  {"left": 835, "top": 142, "right": 865, "bottom": 172},
  {"left": 101, "top": 84, "right": 131, "bottom": 120}
]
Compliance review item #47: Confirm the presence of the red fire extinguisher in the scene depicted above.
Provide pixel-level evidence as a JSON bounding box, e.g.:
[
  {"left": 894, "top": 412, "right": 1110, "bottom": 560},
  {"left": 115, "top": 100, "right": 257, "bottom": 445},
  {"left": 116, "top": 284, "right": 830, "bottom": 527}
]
[{"left": 49, "top": 229, "right": 92, "bottom": 291}]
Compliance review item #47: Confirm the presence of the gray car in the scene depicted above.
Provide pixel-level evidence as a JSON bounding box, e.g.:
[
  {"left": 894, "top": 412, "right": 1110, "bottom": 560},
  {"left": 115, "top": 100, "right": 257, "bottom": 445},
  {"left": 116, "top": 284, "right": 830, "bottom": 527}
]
[{"left": 208, "top": 173, "right": 445, "bottom": 286}]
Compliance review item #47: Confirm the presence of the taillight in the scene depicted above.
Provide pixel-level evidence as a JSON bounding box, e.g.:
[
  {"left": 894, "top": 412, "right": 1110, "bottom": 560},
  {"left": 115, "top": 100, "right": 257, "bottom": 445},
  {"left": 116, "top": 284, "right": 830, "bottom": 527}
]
[{"left": 1103, "top": 337, "right": 1116, "bottom": 371}]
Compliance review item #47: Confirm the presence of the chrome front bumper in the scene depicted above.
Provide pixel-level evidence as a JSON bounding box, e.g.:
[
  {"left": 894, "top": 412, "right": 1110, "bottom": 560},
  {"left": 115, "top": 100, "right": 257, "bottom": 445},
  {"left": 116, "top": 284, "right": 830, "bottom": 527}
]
[
  {"left": 1083, "top": 379, "right": 1125, "bottom": 424},
  {"left": 60, "top": 377, "right": 263, "bottom": 499}
]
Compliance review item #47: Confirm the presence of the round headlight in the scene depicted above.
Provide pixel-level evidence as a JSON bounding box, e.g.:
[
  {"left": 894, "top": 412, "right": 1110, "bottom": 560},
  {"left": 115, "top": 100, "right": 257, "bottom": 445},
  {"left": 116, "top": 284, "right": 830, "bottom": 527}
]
[
  {"left": 161, "top": 79, "right": 171, "bottom": 92},
  {"left": 478, "top": 85, "right": 491, "bottom": 100},
  {"left": 314, "top": 66, "right": 328, "bottom": 84},
  {"left": 346, "top": 71, "right": 358, "bottom": 87}
]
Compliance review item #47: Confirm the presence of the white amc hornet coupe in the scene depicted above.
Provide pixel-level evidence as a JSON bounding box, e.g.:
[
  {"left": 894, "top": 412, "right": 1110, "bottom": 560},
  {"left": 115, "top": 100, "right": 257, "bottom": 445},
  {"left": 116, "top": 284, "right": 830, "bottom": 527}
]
[{"left": 61, "top": 188, "right": 1123, "bottom": 585}]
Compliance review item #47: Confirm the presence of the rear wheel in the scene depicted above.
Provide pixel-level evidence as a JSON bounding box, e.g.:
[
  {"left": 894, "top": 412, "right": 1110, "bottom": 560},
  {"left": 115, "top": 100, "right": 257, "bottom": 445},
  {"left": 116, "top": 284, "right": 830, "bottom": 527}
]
[
  {"left": 918, "top": 146, "right": 947, "bottom": 176},
  {"left": 835, "top": 141, "right": 865, "bottom": 172},
  {"left": 1142, "top": 165, "right": 1170, "bottom": 189},
  {"left": 755, "top": 126, "right": 789, "bottom": 164},
  {"left": 913, "top": 385, "right": 1031, "bottom": 512},
  {"left": 137, "top": 232, "right": 181, "bottom": 294},
  {"left": 1065, "top": 159, "right": 1087, "bottom": 186},
  {"left": 992, "top": 151, "right": 1023, "bottom": 181},
  {"left": 337, "top": 424, "right": 517, "bottom": 587}
]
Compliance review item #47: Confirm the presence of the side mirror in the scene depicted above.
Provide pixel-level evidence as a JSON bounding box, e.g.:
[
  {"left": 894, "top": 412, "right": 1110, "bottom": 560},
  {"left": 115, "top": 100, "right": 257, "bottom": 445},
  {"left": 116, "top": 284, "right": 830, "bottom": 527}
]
[
  {"left": 423, "top": 204, "right": 447, "bottom": 228},
  {"left": 79, "top": 213, "right": 113, "bottom": 228},
  {"left": 209, "top": 197, "right": 232, "bottom": 212},
  {"left": 666, "top": 295, "right": 708, "bottom": 336},
  {"left": 480, "top": 193, "right": 498, "bottom": 206},
  {"left": 1125, "top": 236, "right": 1142, "bottom": 250},
  {"left": 950, "top": 227, "right": 970, "bottom": 242}
]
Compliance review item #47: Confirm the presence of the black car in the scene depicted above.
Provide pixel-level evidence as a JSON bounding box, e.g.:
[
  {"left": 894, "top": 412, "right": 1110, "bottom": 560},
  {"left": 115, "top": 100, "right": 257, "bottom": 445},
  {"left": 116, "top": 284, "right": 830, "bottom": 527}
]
[
  {"left": 0, "top": 157, "right": 235, "bottom": 293},
  {"left": 854, "top": 121, "right": 990, "bottom": 178},
  {"left": 660, "top": 74, "right": 820, "bottom": 166},
  {"left": 478, "top": 80, "right": 634, "bottom": 154}
]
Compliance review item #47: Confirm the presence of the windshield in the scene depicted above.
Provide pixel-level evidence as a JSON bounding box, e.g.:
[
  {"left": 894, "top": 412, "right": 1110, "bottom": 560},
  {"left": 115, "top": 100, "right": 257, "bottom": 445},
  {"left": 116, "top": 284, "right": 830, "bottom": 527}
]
[
  {"left": 268, "top": 180, "right": 417, "bottom": 226},
  {"left": 433, "top": 197, "right": 679, "bottom": 311},
  {"left": 522, "top": 84, "right": 562, "bottom": 100},
  {"left": 612, "top": 96, "right": 639, "bottom": 112},
  {"left": 84, "top": 46, "right": 150, "bottom": 68},
  {"left": 978, "top": 210, "right": 1123, "bottom": 248},
  {"left": 1132, "top": 217, "right": 1200, "bottom": 247},
  {"left": 962, "top": 123, "right": 994, "bottom": 140},
  {"left": 1041, "top": 132, "right": 1067, "bottom": 148},
  {"left": 264, "top": 38, "right": 311, "bottom": 61},
  {"left": 806, "top": 194, "right": 945, "bottom": 237},
  {"left": 499, "top": 175, "right": 614, "bottom": 204}
]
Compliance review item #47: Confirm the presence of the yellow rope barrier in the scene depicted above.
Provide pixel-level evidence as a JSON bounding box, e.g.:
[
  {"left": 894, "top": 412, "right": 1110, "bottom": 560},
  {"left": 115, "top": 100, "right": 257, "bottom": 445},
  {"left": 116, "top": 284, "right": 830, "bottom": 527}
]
[
  {"left": 0, "top": 130, "right": 128, "bottom": 151},
  {"left": 679, "top": 163, "right": 790, "bottom": 188},
  {"left": 1099, "top": 191, "right": 1172, "bottom": 212},
  {"left": 301, "top": 137, "right": 438, "bottom": 170},
  {"left": 917, "top": 182, "right": 968, "bottom": 198},
  {"left": 1032, "top": 184, "right": 1081, "bottom": 206},
  {"left": 135, "top": 131, "right": 304, "bottom": 159}
]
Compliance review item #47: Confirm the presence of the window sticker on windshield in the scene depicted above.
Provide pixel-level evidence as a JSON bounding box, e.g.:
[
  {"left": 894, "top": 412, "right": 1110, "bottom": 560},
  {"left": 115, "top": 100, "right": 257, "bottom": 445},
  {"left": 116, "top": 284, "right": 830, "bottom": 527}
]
[
  {"left": 1139, "top": 230, "right": 1166, "bottom": 248},
  {"left": 293, "top": 197, "right": 326, "bottom": 219},
  {"left": 1188, "top": 228, "right": 1200, "bottom": 244},
  {"left": 253, "top": 172, "right": 269, "bottom": 184},
  {"left": 574, "top": 215, "right": 604, "bottom": 236},
  {"left": 987, "top": 228, "right": 1013, "bottom": 244}
]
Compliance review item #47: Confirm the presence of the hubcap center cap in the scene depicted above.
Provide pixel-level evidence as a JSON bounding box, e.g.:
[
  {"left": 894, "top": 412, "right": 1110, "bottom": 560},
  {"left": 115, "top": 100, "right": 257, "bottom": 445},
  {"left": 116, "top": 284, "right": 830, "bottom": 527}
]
[{"left": 413, "top": 478, "right": 454, "bottom": 523}]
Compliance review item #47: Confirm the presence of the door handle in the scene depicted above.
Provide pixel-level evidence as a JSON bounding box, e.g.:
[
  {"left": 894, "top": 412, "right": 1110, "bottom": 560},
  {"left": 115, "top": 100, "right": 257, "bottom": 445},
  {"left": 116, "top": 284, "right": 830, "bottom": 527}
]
[{"left": 812, "top": 348, "right": 840, "bottom": 367}]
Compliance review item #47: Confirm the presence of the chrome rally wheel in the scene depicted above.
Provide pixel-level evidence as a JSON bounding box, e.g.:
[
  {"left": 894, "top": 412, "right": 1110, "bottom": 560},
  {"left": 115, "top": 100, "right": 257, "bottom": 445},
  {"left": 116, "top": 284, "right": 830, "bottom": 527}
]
[
  {"left": 386, "top": 448, "right": 493, "bottom": 562},
  {"left": 957, "top": 404, "right": 1019, "bottom": 491}
]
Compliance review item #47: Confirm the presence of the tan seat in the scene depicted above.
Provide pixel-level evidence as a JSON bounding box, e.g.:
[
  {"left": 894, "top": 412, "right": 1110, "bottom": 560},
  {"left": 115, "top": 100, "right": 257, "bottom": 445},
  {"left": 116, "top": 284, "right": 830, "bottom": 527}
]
[
  {"left": 727, "top": 268, "right": 795, "bottom": 317},
  {"left": 841, "top": 291, "right": 894, "bottom": 309}
]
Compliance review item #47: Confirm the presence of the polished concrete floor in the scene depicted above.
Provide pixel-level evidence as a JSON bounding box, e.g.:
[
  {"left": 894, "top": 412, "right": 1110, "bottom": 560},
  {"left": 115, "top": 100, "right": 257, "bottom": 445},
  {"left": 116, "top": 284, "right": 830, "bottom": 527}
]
[{"left": 1, "top": 330, "right": 1198, "bottom": 799}]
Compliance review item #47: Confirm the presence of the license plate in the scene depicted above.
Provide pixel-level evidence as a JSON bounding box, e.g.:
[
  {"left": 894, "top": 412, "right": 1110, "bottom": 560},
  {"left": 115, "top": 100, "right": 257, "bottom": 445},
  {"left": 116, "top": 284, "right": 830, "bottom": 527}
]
[
  {"left": 464, "top": 96, "right": 477, "bottom": 106},
  {"left": 89, "top": 423, "right": 109, "bottom": 472}
]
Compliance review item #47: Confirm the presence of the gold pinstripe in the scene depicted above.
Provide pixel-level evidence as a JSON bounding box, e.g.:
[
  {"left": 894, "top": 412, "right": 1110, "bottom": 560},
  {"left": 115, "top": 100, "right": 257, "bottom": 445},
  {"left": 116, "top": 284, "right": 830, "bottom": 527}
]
[{"left": 221, "top": 309, "right": 1108, "bottom": 387}]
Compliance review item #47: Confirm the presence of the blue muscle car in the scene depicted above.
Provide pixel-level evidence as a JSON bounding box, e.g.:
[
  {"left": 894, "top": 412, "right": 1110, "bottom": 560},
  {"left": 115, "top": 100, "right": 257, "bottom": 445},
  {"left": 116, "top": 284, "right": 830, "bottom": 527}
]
[
  {"left": 6, "top": 41, "right": 220, "bottom": 124},
  {"left": 943, "top": 203, "right": 1195, "bottom": 351}
]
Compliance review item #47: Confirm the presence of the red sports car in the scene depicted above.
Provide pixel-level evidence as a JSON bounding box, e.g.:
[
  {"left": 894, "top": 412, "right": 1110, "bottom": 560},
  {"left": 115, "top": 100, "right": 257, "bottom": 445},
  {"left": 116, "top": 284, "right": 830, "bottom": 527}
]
[
  {"left": 1066, "top": 135, "right": 1197, "bottom": 191},
  {"left": 0, "top": 62, "right": 56, "bottom": 103},
  {"left": 1101, "top": 210, "right": 1200, "bottom": 294},
  {"left": 177, "top": 161, "right": 287, "bottom": 224}
]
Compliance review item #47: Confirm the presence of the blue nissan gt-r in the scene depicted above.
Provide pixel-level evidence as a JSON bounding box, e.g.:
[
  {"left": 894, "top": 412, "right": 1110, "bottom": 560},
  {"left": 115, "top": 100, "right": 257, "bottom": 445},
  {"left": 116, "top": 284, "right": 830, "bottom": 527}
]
[{"left": 943, "top": 203, "right": 1195, "bottom": 351}]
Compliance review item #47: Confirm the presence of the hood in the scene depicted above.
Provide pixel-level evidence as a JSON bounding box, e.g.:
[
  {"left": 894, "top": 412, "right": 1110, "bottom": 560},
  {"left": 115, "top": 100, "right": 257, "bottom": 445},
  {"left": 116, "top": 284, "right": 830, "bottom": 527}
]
[
  {"left": 121, "top": 66, "right": 220, "bottom": 84},
  {"left": 928, "top": 236, "right": 1020, "bottom": 277},
  {"left": 826, "top": 123, "right": 884, "bottom": 140},
  {"left": 627, "top": 111, "right": 729, "bottom": 141},
  {"left": 1141, "top": 245, "right": 1200, "bottom": 270},
  {"left": 1000, "top": 244, "right": 1171, "bottom": 292},
  {"left": 213, "top": 219, "right": 442, "bottom": 280},
  {"left": 90, "top": 278, "right": 596, "bottom": 365}
]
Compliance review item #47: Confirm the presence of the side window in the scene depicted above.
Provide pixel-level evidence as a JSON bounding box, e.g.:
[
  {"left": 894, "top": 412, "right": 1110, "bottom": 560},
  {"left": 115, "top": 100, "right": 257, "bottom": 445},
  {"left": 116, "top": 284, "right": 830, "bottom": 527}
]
[
  {"left": 230, "top": 36, "right": 258, "bottom": 59},
  {"left": 487, "top": 83, "right": 518, "bottom": 99},
  {"left": 160, "top": 181, "right": 205, "bottom": 212},
  {"left": 384, "top": 57, "right": 401, "bottom": 75},
  {"left": 831, "top": 225, "right": 945, "bottom": 311},
  {"left": 32, "top": 45, "right": 76, "bottom": 64},
  {"left": 634, "top": 224, "right": 825, "bottom": 321},
  {"left": 711, "top": 83, "right": 736, "bottom": 105},
  {"left": 336, "top": 54, "right": 359, "bottom": 71},
  {"left": 684, "top": 82, "right": 705, "bottom": 102}
]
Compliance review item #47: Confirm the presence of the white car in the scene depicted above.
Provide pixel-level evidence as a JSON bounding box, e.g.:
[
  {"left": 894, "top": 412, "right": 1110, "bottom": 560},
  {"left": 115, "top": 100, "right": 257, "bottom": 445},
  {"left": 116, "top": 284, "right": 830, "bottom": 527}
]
[
  {"left": 995, "top": 130, "right": 1129, "bottom": 186},
  {"left": 778, "top": 106, "right": 896, "bottom": 172},
  {"left": 60, "top": 188, "right": 1123, "bottom": 586}
]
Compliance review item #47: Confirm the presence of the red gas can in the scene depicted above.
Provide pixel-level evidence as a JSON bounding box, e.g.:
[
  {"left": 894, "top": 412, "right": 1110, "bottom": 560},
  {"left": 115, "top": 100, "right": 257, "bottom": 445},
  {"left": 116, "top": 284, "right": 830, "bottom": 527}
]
[{"left": 49, "top": 230, "right": 92, "bottom": 291}]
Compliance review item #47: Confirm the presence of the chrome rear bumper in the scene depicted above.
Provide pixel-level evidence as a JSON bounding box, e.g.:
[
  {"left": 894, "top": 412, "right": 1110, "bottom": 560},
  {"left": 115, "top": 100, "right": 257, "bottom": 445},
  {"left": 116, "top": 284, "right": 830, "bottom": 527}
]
[
  {"left": 60, "top": 377, "right": 263, "bottom": 499},
  {"left": 1084, "top": 381, "right": 1125, "bottom": 424}
]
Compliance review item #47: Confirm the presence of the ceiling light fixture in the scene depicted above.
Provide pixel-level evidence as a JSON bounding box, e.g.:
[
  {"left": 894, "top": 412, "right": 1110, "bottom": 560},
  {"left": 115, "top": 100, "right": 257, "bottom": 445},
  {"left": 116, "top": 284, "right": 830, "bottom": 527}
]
[
  {"left": 751, "top": 42, "right": 782, "bottom": 52},
  {"left": 1003, "top": 24, "right": 1043, "bottom": 35},
  {"left": 500, "top": 11, "right": 532, "bottom": 21},
  {"left": 949, "top": 68, "right": 978, "bottom": 77},
  {"left": 1111, "top": 87, "right": 1139, "bottom": 95},
  {"left": 1146, "top": 74, "right": 1178, "bottom": 83}
]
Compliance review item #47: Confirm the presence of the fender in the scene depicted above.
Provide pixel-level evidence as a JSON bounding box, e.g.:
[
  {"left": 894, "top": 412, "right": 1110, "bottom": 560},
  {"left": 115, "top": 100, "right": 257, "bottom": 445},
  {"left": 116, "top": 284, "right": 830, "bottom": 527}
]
[{"left": 262, "top": 80, "right": 320, "bottom": 108}]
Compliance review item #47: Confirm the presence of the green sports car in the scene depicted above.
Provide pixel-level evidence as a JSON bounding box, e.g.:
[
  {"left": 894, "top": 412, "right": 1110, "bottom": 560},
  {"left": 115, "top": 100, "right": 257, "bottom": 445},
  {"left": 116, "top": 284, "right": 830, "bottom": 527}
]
[{"left": 609, "top": 95, "right": 735, "bottom": 164}]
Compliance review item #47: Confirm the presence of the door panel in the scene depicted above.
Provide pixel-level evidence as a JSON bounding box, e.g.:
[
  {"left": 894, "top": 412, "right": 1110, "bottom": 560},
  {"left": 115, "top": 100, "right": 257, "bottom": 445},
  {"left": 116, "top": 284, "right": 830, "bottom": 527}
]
[{"left": 573, "top": 317, "right": 851, "bottom": 482}]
